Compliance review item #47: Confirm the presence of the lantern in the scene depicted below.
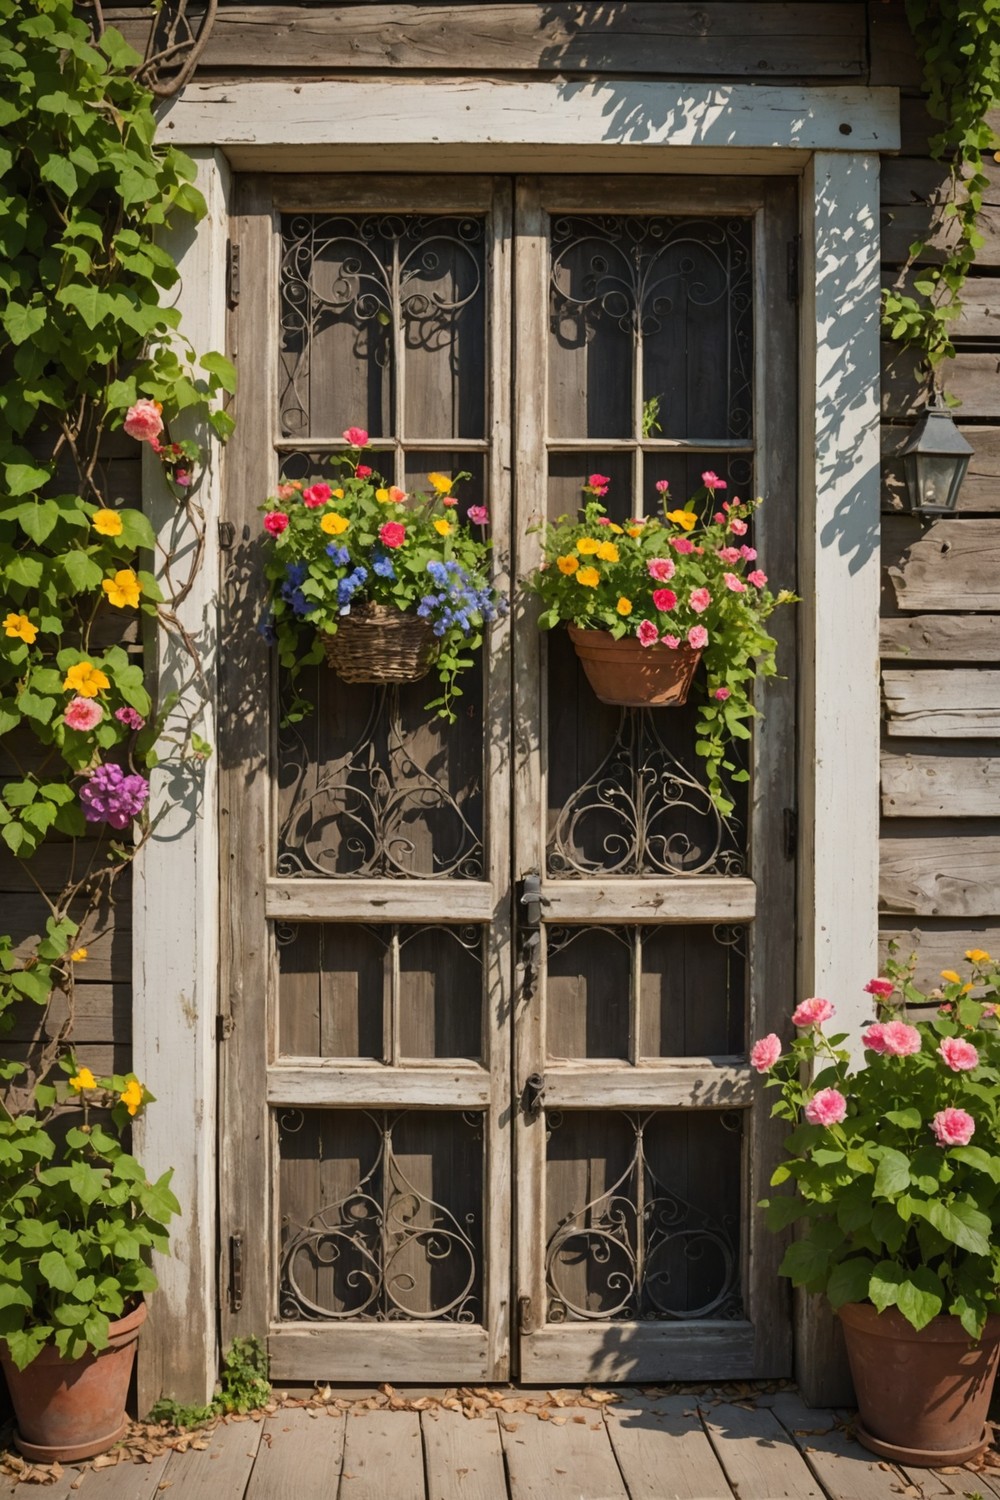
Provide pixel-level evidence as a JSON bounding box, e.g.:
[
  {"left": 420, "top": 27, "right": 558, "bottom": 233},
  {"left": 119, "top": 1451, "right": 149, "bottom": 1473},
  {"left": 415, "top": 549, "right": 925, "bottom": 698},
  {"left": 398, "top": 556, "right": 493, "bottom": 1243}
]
[{"left": 899, "top": 394, "right": 974, "bottom": 516}]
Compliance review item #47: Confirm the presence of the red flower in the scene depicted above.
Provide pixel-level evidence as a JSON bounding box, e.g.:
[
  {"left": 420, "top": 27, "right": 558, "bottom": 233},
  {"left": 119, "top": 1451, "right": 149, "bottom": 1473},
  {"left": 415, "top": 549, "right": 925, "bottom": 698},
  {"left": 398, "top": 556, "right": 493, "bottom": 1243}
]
[
  {"left": 651, "top": 588, "right": 677, "bottom": 613},
  {"left": 379, "top": 521, "right": 406, "bottom": 548},
  {"left": 343, "top": 426, "right": 369, "bottom": 448},
  {"left": 356, "top": 465, "right": 372, "bottom": 478},
  {"left": 264, "top": 511, "right": 289, "bottom": 535},
  {"left": 302, "top": 483, "right": 332, "bottom": 508}
]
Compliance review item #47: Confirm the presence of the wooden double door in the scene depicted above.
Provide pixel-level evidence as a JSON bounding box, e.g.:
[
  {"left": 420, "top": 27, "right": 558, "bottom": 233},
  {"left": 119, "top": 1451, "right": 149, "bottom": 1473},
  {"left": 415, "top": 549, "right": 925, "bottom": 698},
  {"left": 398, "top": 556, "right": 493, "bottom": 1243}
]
[{"left": 219, "top": 173, "right": 798, "bottom": 1383}]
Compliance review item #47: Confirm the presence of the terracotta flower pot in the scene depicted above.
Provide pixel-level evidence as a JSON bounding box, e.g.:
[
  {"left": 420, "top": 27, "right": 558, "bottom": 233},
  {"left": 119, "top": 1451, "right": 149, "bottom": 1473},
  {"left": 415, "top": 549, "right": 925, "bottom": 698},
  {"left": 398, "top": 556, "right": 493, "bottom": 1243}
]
[
  {"left": 839, "top": 1301, "right": 1000, "bottom": 1466},
  {"left": 1, "top": 1300, "right": 146, "bottom": 1463},
  {"left": 567, "top": 625, "right": 702, "bottom": 707}
]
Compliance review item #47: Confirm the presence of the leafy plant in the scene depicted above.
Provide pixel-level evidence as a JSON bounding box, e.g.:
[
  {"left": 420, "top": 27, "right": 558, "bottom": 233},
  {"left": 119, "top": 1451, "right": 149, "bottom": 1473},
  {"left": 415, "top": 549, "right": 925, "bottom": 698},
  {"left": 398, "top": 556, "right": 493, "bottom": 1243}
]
[
  {"left": 147, "top": 1336, "right": 271, "bottom": 1427},
  {"left": 525, "top": 472, "right": 794, "bottom": 816},
  {"left": 261, "top": 428, "right": 507, "bottom": 721},
  {"left": 757, "top": 948, "right": 1000, "bottom": 1338}
]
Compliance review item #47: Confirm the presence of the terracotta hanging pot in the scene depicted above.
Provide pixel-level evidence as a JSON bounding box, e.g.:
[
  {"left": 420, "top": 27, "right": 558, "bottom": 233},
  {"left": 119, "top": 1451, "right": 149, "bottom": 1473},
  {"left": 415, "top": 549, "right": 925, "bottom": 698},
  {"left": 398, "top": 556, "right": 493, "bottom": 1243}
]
[
  {"left": 321, "top": 603, "right": 440, "bottom": 685},
  {"left": 839, "top": 1301, "right": 1000, "bottom": 1466},
  {"left": 1, "top": 1300, "right": 146, "bottom": 1463},
  {"left": 567, "top": 625, "right": 702, "bottom": 708}
]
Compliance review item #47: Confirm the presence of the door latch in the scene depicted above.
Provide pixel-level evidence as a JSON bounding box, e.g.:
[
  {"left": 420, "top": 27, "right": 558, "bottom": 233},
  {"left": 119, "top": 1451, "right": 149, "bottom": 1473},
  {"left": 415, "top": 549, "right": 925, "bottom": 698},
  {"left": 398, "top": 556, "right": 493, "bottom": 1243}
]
[
  {"left": 519, "top": 870, "right": 544, "bottom": 929},
  {"left": 522, "top": 1072, "right": 546, "bottom": 1119},
  {"left": 229, "top": 1232, "right": 244, "bottom": 1313}
]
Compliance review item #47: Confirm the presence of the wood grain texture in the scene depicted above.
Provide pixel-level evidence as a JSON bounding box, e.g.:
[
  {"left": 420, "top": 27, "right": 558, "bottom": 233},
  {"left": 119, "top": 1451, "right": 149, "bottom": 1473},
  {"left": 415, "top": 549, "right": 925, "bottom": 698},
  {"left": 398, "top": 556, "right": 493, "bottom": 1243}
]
[
  {"left": 880, "top": 925, "right": 1000, "bottom": 990},
  {"left": 881, "top": 752, "right": 1000, "bottom": 817},
  {"left": 244, "top": 1408, "right": 345, "bottom": 1498},
  {"left": 882, "top": 348, "right": 1000, "bottom": 422},
  {"left": 159, "top": 1417, "right": 263, "bottom": 1497},
  {"left": 6, "top": 981, "right": 131, "bottom": 1044},
  {"left": 605, "top": 1394, "right": 732, "bottom": 1500},
  {"left": 885, "top": 518, "right": 1000, "bottom": 613},
  {"left": 881, "top": 204, "right": 1000, "bottom": 267},
  {"left": 880, "top": 836, "right": 1000, "bottom": 917},
  {"left": 266, "top": 878, "right": 495, "bottom": 922},
  {"left": 266, "top": 1064, "right": 491, "bottom": 1108},
  {"left": 701, "top": 1401, "right": 823, "bottom": 1499},
  {"left": 542, "top": 1063, "right": 753, "bottom": 1110},
  {"left": 500, "top": 1408, "right": 628, "bottom": 1500},
  {"left": 519, "top": 1322, "right": 755, "bottom": 1383},
  {"left": 268, "top": 1322, "right": 492, "bottom": 1383},
  {"left": 542, "top": 877, "right": 756, "bottom": 923},
  {"left": 422, "top": 1409, "right": 508, "bottom": 1500},
  {"left": 882, "top": 669, "right": 1000, "bottom": 738},
  {"left": 770, "top": 1393, "right": 910, "bottom": 1500},
  {"left": 60, "top": 1453, "right": 172, "bottom": 1499},
  {"left": 880, "top": 612, "right": 1000, "bottom": 660}
]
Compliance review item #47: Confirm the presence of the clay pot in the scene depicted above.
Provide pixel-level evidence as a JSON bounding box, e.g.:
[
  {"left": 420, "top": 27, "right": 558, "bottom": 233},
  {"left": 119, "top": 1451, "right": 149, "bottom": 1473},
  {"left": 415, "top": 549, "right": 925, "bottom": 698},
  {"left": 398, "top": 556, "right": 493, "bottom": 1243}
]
[
  {"left": 567, "top": 626, "right": 702, "bottom": 708},
  {"left": 840, "top": 1301, "right": 1000, "bottom": 1466},
  {"left": 1, "top": 1300, "right": 146, "bottom": 1463}
]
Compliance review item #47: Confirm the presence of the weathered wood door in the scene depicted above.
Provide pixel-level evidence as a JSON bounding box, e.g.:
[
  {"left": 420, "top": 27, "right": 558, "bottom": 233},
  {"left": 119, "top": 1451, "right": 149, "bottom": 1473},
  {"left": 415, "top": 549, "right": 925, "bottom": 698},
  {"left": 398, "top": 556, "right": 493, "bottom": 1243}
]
[{"left": 220, "top": 173, "right": 797, "bottom": 1384}]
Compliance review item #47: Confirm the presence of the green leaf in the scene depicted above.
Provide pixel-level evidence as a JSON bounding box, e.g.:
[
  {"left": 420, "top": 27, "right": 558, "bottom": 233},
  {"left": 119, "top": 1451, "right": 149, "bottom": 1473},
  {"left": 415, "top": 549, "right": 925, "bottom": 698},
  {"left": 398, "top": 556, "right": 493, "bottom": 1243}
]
[
  {"left": 884, "top": 1108, "right": 922, "bottom": 1131},
  {"left": 874, "top": 1148, "right": 911, "bottom": 1198},
  {"left": 5, "top": 462, "right": 50, "bottom": 496},
  {"left": 869, "top": 1261, "right": 906, "bottom": 1313},
  {"left": 2, "top": 303, "right": 45, "bottom": 346},
  {"left": 911, "top": 1198, "right": 991, "bottom": 1256},
  {"left": 61, "top": 550, "right": 104, "bottom": 591},
  {"left": 117, "top": 509, "right": 156, "bottom": 550},
  {"left": 826, "top": 1256, "right": 874, "bottom": 1309},
  {"left": 200, "top": 351, "right": 237, "bottom": 393},
  {"left": 896, "top": 1268, "right": 945, "bottom": 1332},
  {"left": 778, "top": 1236, "right": 830, "bottom": 1286},
  {"left": 39, "top": 1250, "right": 77, "bottom": 1293}
]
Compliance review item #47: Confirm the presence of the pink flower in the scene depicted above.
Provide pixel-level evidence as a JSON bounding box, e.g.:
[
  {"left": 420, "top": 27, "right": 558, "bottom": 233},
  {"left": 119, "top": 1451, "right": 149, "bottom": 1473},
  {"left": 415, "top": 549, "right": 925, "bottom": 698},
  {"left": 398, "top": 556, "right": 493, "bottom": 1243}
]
[
  {"left": 702, "top": 471, "right": 727, "bottom": 491},
  {"left": 939, "top": 1036, "right": 979, "bottom": 1072},
  {"left": 747, "top": 570, "right": 768, "bottom": 588},
  {"left": 264, "top": 511, "right": 289, "bottom": 536},
  {"left": 805, "top": 1088, "right": 848, "bottom": 1128},
  {"left": 588, "top": 473, "right": 610, "bottom": 488},
  {"left": 932, "top": 1108, "right": 976, "bottom": 1147},
  {"left": 880, "top": 1020, "right": 921, "bottom": 1056},
  {"left": 442, "top": 495, "right": 458, "bottom": 507},
  {"left": 343, "top": 427, "right": 369, "bottom": 448},
  {"left": 718, "top": 547, "right": 741, "bottom": 563},
  {"left": 115, "top": 705, "right": 145, "bottom": 731},
  {"left": 468, "top": 505, "right": 490, "bottom": 526},
  {"left": 862, "top": 1023, "right": 889, "bottom": 1054},
  {"left": 174, "top": 470, "right": 191, "bottom": 487},
  {"left": 687, "top": 625, "right": 708, "bottom": 650},
  {"left": 647, "top": 558, "right": 675, "bottom": 582},
  {"left": 655, "top": 480, "right": 670, "bottom": 494},
  {"left": 123, "top": 398, "right": 164, "bottom": 444},
  {"left": 723, "top": 572, "right": 746, "bottom": 594},
  {"left": 597, "top": 517, "right": 612, "bottom": 526},
  {"left": 277, "top": 483, "right": 299, "bottom": 501},
  {"left": 64, "top": 697, "right": 103, "bottom": 732},
  {"left": 662, "top": 634, "right": 679, "bottom": 649},
  {"left": 689, "top": 587, "right": 711, "bottom": 614},
  {"left": 983, "top": 1004, "right": 997, "bottom": 1020},
  {"left": 302, "top": 483, "right": 332, "bottom": 508},
  {"left": 751, "top": 1033, "right": 782, "bottom": 1072},
  {"left": 740, "top": 545, "right": 757, "bottom": 560},
  {"left": 792, "top": 996, "right": 835, "bottom": 1028},
  {"left": 356, "top": 464, "right": 372, "bottom": 478},
  {"left": 652, "top": 588, "right": 677, "bottom": 613},
  {"left": 672, "top": 536, "right": 695, "bottom": 555},
  {"left": 714, "top": 511, "right": 726, "bottom": 524},
  {"left": 729, "top": 518, "right": 748, "bottom": 536},
  {"left": 864, "top": 978, "right": 895, "bottom": 999},
  {"left": 379, "top": 521, "right": 406, "bottom": 548},
  {"left": 714, "top": 687, "right": 731, "bottom": 701},
  {"left": 637, "top": 620, "right": 659, "bottom": 648}
]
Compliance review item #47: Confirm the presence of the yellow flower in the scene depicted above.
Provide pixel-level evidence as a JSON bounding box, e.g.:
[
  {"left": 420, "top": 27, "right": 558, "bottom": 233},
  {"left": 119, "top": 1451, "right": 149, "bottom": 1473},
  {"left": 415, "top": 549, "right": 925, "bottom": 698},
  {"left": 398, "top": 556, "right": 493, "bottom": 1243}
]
[
  {"left": 961, "top": 983, "right": 974, "bottom": 995},
  {"left": 320, "top": 512, "right": 350, "bottom": 535},
  {"left": 616, "top": 597, "right": 633, "bottom": 616},
  {"left": 608, "top": 523, "right": 623, "bottom": 534},
  {"left": 62, "top": 661, "right": 110, "bottom": 698},
  {"left": 966, "top": 949, "right": 992, "bottom": 964},
  {"left": 120, "top": 1078, "right": 144, "bottom": 1117},
  {"left": 626, "top": 524, "right": 644, "bottom": 538},
  {"left": 70, "top": 948, "right": 88, "bottom": 963},
  {"left": 375, "top": 488, "right": 391, "bottom": 503},
  {"left": 333, "top": 488, "right": 344, "bottom": 499},
  {"left": 577, "top": 537, "right": 601, "bottom": 555},
  {"left": 596, "top": 541, "right": 619, "bottom": 563},
  {"left": 941, "top": 969, "right": 961, "bottom": 984},
  {"left": 92, "top": 509, "right": 123, "bottom": 537},
  {"left": 556, "top": 555, "right": 579, "bottom": 575},
  {"left": 433, "top": 519, "right": 454, "bottom": 537},
  {"left": 102, "top": 569, "right": 141, "bottom": 609},
  {"left": 666, "top": 509, "right": 698, "bottom": 532},
  {"left": 428, "top": 472, "right": 453, "bottom": 495},
  {"left": 576, "top": 566, "right": 600, "bottom": 588},
  {"left": 3, "top": 612, "right": 37, "bottom": 644},
  {"left": 69, "top": 1066, "right": 97, "bottom": 1093}
]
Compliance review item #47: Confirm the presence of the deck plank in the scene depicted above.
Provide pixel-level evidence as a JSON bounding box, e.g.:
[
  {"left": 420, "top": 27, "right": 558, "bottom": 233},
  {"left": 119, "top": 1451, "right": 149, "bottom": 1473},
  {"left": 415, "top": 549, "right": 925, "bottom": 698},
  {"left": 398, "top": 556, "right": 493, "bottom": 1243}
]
[
  {"left": 500, "top": 1409, "right": 628, "bottom": 1499},
  {"left": 339, "top": 1409, "right": 424, "bottom": 1499},
  {"left": 605, "top": 1395, "right": 731, "bottom": 1500},
  {"left": 244, "top": 1407, "right": 345, "bottom": 1497},
  {"left": 770, "top": 1394, "right": 912, "bottom": 1500},
  {"left": 70, "top": 1454, "right": 172, "bottom": 1497},
  {"left": 701, "top": 1400, "right": 823, "bottom": 1498},
  {"left": 421, "top": 1410, "right": 508, "bottom": 1500},
  {"left": 157, "top": 1417, "right": 263, "bottom": 1498}
]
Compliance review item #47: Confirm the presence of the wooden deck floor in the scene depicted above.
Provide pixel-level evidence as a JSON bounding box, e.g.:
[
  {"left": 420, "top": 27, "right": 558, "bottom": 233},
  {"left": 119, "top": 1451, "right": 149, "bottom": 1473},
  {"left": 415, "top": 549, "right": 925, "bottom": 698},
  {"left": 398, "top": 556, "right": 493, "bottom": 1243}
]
[{"left": 5, "top": 1389, "right": 1000, "bottom": 1499}]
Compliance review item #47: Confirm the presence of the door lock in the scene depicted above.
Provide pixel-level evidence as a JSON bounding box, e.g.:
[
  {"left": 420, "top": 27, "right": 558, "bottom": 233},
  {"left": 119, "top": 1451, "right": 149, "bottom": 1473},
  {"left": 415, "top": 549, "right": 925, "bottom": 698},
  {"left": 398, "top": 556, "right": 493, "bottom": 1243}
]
[{"left": 522, "top": 1072, "right": 546, "bottom": 1118}]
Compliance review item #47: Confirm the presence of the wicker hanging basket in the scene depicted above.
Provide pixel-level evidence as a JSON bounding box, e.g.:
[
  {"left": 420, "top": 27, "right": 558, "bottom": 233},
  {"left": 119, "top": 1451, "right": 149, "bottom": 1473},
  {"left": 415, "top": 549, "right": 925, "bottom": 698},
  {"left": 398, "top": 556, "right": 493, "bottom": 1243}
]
[{"left": 321, "top": 603, "right": 440, "bottom": 685}]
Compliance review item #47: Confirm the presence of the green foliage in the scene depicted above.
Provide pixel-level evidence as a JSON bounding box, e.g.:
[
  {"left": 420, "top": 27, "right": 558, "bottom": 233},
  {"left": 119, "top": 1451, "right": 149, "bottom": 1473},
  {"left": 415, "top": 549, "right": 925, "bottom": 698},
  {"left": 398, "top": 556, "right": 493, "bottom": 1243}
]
[
  {"left": 760, "top": 949, "right": 1000, "bottom": 1338},
  {"left": 524, "top": 478, "right": 795, "bottom": 817},
  {"left": 884, "top": 3, "right": 1000, "bottom": 371},
  {"left": 147, "top": 1337, "right": 271, "bottom": 1427}
]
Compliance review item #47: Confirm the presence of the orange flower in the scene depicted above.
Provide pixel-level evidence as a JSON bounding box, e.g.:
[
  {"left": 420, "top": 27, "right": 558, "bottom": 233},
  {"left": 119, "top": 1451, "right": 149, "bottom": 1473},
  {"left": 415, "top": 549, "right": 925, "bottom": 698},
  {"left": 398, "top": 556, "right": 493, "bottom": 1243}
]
[
  {"left": 576, "top": 566, "right": 600, "bottom": 588},
  {"left": 556, "top": 555, "right": 579, "bottom": 575}
]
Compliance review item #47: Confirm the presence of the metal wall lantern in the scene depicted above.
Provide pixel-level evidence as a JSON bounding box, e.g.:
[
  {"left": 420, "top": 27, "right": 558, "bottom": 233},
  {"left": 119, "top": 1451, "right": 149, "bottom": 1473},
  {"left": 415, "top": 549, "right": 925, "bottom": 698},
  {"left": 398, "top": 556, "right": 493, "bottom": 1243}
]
[{"left": 899, "top": 392, "right": 974, "bottom": 516}]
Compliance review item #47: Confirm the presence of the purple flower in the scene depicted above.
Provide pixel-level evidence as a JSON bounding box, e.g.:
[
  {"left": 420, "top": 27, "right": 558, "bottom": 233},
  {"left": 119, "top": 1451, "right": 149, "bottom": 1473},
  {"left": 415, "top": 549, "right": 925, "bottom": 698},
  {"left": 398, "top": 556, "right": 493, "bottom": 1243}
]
[
  {"left": 79, "top": 763, "right": 150, "bottom": 830},
  {"left": 114, "top": 706, "right": 146, "bottom": 732}
]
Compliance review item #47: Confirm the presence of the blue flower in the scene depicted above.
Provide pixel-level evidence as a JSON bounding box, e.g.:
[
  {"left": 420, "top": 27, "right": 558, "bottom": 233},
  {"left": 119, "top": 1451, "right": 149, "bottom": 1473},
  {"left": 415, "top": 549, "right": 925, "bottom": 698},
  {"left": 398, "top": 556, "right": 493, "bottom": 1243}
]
[
  {"left": 285, "top": 561, "right": 308, "bottom": 587},
  {"left": 257, "top": 611, "right": 277, "bottom": 643},
  {"left": 373, "top": 553, "right": 396, "bottom": 580},
  {"left": 289, "top": 588, "right": 313, "bottom": 617},
  {"left": 325, "top": 543, "right": 350, "bottom": 566}
]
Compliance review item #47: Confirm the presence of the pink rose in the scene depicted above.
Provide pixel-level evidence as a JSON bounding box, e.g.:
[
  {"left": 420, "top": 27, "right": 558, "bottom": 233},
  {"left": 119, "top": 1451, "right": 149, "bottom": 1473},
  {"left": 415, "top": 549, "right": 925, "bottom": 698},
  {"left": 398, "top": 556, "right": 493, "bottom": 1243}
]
[
  {"left": 652, "top": 588, "right": 677, "bottom": 613},
  {"left": 343, "top": 427, "right": 369, "bottom": 448},
  {"left": 662, "top": 634, "right": 679, "bottom": 649},
  {"left": 723, "top": 572, "right": 746, "bottom": 594},
  {"left": 264, "top": 511, "right": 289, "bottom": 536},
  {"left": 939, "top": 1036, "right": 979, "bottom": 1072},
  {"left": 718, "top": 547, "right": 741, "bottom": 563},
  {"left": 673, "top": 537, "right": 695, "bottom": 555},
  {"left": 655, "top": 479, "right": 670, "bottom": 494},
  {"left": 302, "top": 483, "right": 332, "bottom": 508},
  {"left": 596, "top": 517, "right": 612, "bottom": 526},
  {"left": 880, "top": 1020, "right": 921, "bottom": 1056},
  {"left": 792, "top": 996, "right": 835, "bottom": 1028},
  {"left": 379, "top": 521, "right": 406, "bottom": 548},
  {"left": 356, "top": 465, "right": 372, "bottom": 478},
  {"left": 687, "top": 625, "right": 708, "bottom": 650},
  {"left": 588, "top": 472, "right": 610, "bottom": 488},
  {"left": 750, "top": 1033, "right": 782, "bottom": 1072},
  {"left": 467, "top": 505, "right": 490, "bottom": 525},
  {"left": 740, "top": 545, "right": 757, "bottom": 560},
  {"left": 805, "top": 1088, "right": 848, "bottom": 1128},
  {"left": 714, "top": 687, "right": 730, "bottom": 701},
  {"left": 714, "top": 511, "right": 726, "bottom": 524},
  {"left": 647, "top": 558, "right": 675, "bottom": 582},
  {"left": 64, "top": 697, "right": 104, "bottom": 732},
  {"left": 702, "top": 470, "right": 727, "bottom": 491},
  {"left": 932, "top": 1108, "right": 976, "bottom": 1147},
  {"left": 729, "top": 518, "right": 748, "bottom": 536},
  {"left": 637, "top": 620, "right": 659, "bottom": 648},
  {"left": 864, "top": 978, "right": 895, "bottom": 999},
  {"left": 747, "top": 570, "right": 768, "bottom": 588},
  {"left": 862, "top": 1023, "right": 888, "bottom": 1054},
  {"left": 689, "top": 587, "right": 711, "bottom": 614},
  {"left": 123, "top": 398, "right": 164, "bottom": 444}
]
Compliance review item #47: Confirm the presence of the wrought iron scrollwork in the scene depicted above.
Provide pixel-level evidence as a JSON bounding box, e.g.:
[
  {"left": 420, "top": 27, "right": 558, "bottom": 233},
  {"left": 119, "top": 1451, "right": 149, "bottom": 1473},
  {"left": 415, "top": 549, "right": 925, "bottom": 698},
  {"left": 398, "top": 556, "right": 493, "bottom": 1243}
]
[
  {"left": 547, "top": 709, "right": 744, "bottom": 878},
  {"left": 545, "top": 1112, "right": 742, "bottom": 1323},
  {"left": 278, "top": 1110, "right": 481, "bottom": 1323}
]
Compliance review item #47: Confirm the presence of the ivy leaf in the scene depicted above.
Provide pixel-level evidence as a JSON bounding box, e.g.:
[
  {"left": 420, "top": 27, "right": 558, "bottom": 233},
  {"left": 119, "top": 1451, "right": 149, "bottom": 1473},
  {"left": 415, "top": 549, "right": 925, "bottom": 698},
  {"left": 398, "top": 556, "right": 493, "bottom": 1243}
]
[
  {"left": 61, "top": 551, "right": 104, "bottom": 591},
  {"left": 911, "top": 1198, "right": 991, "bottom": 1256},
  {"left": 200, "top": 351, "right": 237, "bottom": 393},
  {"left": 874, "top": 1148, "right": 911, "bottom": 1198},
  {"left": 5, "top": 462, "right": 50, "bottom": 496},
  {"left": 2, "top": 302, "right": 46, "bottom": 346},
  {"left": 38, "top": 1250, "right": 77, "bottom": 1292},
  {"left": 117, "top": 509, "right": 156, "bottom": 550},
  {"left": 896, "top": 1268, "right": 945, "bottom": 1332},
  {"left": 778, "top": 1236, "right": 830, "bottom": 1285},
  {"left": 15, "top": 499, "right": 59, "bottom": 544},
  {"left": 826, "top": 1256, "right": 874, "bottom": 1309}
]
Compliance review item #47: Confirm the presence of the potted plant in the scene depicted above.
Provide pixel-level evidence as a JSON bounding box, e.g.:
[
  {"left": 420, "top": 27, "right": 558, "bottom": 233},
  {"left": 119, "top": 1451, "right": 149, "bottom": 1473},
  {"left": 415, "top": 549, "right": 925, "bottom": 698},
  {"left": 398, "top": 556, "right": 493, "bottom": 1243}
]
[
  {"left": 525, "top": 472, "right": 794, "bottom": 814},
  {"left": 754, "top": 949, "right": 1000, "bottom": 1466},
  {"left": 260, "top": 427, "right": 507, "bottom": 721},
  {"left": 0, "top": 1059, "right": 179, "bottom": 1462}
]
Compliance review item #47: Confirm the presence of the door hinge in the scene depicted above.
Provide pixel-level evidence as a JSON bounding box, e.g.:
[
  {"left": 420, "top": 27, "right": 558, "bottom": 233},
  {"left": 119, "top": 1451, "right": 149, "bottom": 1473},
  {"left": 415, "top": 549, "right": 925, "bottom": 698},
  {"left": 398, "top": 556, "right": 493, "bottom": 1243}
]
[
  {"left": 783, "top": 807, "right": 798, "bottom": 861},
  {"left": 226, "top": 239, "right": 241, "bottom": 309},
  {"left": 518, "top": 1294, "right": 533, "bottom": 1334},
  {"left": 229, "top": 1232, "right": 244, "bottom": 1313},
  {"left": 786, "top": 235, "right": 801, "bottom": 303},
  {"left": 218, "top": 519, "right": 236, "bottom": 551}
]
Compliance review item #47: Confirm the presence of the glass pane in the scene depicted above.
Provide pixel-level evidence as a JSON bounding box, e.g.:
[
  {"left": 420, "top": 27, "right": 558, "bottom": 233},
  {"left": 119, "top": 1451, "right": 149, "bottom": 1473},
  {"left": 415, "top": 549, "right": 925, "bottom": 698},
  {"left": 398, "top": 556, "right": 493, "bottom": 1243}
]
[
  {"left": 545, "top": 927, "right": 630, "bottom": 1061},
  {"left": 549, "top": 216, "right": 633, "bottom": 438},
  {"left": 398, "top": 925, "right": 483, "bottom": 1061},
  {"left": 277, "top": 923, "right": 383, "bottom": 1060},
  {"left": 639, "top": 926, "right": 747, "bottom": 1059},
  {"left": 547, "top": 451, "right": 633, "bottom": 526},
  {"left": 401, "top": 218, "right": 487, "bottom": 440}
]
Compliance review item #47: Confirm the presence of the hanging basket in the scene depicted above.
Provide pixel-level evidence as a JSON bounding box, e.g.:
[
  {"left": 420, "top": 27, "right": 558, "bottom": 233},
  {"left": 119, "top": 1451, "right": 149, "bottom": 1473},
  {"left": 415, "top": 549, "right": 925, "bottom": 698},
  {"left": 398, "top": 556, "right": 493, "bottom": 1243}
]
[
  {"left": 568, "top": 625, "right": 702, "bottom": 708},
  {"left": 321, "top": 604, "right": 440, "bottom": 685}
]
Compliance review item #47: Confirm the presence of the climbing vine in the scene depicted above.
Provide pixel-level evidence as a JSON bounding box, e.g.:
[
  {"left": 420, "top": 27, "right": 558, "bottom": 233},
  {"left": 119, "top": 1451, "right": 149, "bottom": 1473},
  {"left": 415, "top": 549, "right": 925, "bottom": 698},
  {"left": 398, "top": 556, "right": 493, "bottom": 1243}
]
[{"left": 884, "top": 0, "right": 1000, "bottom": 374}]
